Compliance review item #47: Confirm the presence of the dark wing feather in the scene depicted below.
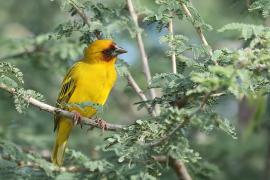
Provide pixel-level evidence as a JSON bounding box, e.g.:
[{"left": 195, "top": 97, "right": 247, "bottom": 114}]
[{"left": 54, "top": 67, "right": 76, "bottom": 131}]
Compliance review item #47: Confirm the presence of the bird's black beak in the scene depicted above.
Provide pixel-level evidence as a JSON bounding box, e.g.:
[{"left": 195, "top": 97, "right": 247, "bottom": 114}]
[{"left": 114, "top": 45, "right": 127, "bottom": 56}]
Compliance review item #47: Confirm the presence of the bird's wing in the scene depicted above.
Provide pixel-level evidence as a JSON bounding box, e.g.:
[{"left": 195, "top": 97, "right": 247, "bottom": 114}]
[
  {"left": 54, "top": 65, "right": 77, "bottom": 131},
  {"left": 57, "top": 73, "right": 76, "bottom": 106}
]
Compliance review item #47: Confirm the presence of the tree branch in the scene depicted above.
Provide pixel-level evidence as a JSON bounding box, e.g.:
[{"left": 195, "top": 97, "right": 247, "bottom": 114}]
[
  {"left": 68, "top": 0, "right": 101, "bottom": 39},
  {"left": 125, "top": 72, "right": 156, "bottom": 117},
  {"left": 0, "top": 83, "right": 125, "bottom": 131},
  {"left": 69, "top": 0, "right": 90, "bottom": 27},
  {"left": 126, "top": 0, "right": 159, "bottom": 109},
  {"left": 169, "top": 18, "right": 177, "bottom": 74},
  {"left": 153, "top": 155, "right": 192, "bottom": 180},
  {"left": 179, "top": 1, "right": 211, "bottom": 52},
  {"left": 179, "top": 0, "right": 217, "bottom": 65}
]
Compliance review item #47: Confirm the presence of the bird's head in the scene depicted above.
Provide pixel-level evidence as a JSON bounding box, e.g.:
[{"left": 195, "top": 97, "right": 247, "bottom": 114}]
[{"left": 83, "top": 39, "right": 127, "bottom": 63}]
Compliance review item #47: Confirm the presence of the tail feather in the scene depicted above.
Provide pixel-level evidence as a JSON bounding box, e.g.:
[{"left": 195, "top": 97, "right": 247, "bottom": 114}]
[{"left": 51, "top": 118, "right": 73, "bottom": 166}]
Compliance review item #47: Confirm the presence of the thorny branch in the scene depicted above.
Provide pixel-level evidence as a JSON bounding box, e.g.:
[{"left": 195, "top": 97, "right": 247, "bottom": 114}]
[{"left": 0, "top": 83, "right": 124, "bottom": 131}]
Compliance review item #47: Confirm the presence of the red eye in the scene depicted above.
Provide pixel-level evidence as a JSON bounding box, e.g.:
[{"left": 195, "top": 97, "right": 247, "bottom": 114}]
[{"left": 103, "top": 48, "right": 114, "bottom": 56}]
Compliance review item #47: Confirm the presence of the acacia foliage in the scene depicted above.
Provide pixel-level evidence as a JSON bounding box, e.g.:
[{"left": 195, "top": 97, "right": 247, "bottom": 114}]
[{"left": 0, "top": 0, "right": 269, "bottom": 179}]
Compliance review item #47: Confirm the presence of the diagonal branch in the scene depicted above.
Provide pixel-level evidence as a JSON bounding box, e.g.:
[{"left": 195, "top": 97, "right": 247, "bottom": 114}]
[
  {"left": 126, "top": 0, "right": 158, "bottom": 104},
  {"left": 69, "top": 0, "right": 90, "bottom": 27},
  {"left": 125, "top": 72, "right": 156, "bottom": 117},
  {"left": 179, "top": 1, "right": 211, "bottom": 54},
  {"left": 68, "top": 0, "right": 101, "bottom": 39},
  {"left": 0, "top": 83, "right": 124, "bottom": 131},
  {"left": 179, "top": 0, "right": 218, "bottom": 65}
]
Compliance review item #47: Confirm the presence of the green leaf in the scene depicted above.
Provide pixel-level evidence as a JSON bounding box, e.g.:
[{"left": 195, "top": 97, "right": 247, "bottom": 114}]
[
  {"left": 0, "top": 62, "right": 24, "bottom": 86},
  {"left": 218, "top": 23, "right": 267, "bottom": 40},
  {"left": 249, "top": 0, "right": 270, "bottom": 17}
]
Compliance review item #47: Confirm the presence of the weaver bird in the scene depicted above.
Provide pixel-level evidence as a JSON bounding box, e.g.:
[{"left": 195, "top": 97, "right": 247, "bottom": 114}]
[{"left": 51, "top": 39, "right": 127, "bottom": 166}]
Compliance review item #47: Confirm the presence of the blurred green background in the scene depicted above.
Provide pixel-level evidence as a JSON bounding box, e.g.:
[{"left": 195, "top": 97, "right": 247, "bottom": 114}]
[{"left": 0, "top": 0, "right": 269, "bottom": 179}]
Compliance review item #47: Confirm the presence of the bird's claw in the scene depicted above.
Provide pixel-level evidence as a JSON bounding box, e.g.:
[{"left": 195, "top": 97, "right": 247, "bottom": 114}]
[
  {"left": 95, "top": 118, "right": 108, "bottom": 132},
  {"left": 72, "top": 110, "right": 83, "bottom": 129}
]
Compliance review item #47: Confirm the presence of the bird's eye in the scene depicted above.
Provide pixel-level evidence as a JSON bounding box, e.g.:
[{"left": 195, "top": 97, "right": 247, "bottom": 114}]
[
  {"left": 103, "top": 46, "right": 116, "bottom": 57},
  {"left": 103, "top": 49, "right": 113, "bottom": 56}
]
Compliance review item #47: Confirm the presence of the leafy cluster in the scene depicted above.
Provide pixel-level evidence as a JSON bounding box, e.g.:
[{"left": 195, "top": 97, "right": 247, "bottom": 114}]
[
  {"left": 249, "top": 0, "right": 270, "bottom": 17},
  {"left": 105, "top": 19, "right": 270, "bottom": 180},
  {"left": 0, "top": 62, "right": 23, "bottom": 87},
  {"left": 0, "top": 62, "right": 43, "bottom": 113},
  {"left": 144, "top": 0, "right": 212, "bottom": 32},
  {"left": 56, "top": 0, "right": 137, "bottom": 42},
  {"left": 144, "top": 0, "right": 184, "bottom": 31}
]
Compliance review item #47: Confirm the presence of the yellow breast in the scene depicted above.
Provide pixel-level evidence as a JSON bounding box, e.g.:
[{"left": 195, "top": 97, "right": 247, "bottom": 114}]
[{"left": 68, "top": 61, "right": 117, "bottom": 117}]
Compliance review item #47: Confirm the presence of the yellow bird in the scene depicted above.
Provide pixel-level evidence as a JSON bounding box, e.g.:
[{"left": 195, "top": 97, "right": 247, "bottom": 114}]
[{"left": 51, "top": 39, "right": 127, "bottom": 166}]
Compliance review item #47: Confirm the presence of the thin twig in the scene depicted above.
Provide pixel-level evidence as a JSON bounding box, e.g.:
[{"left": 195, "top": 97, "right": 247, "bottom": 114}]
[
  {"left": 68, "top": 0, "right": 101, "bottom": 39},
  {"left": 143, "top": 118, "right": 189, "bottom": 147},
  {"left": 126, "top": 0, "right": 159, "bottom": 110},
  {"left": 179, "top": 1, "right": 211, "bottom": 53},
  {"left": 0, "top": 83, "right": 124, "bottom": 131},
  {"left": 199, "top": 92, "right": 211, "bottom": 110},
  {"left": 200, "top": 90, "right": 224, "bottom": 110},
  {"left": 169, "top": 18, "right": 177, "bottom": 74},
  {"left": 69, "top": 0, "right": 90, "bottom": 27},
  {"left": 125, "top": 72, "right": 156, "bottom": 116},
  {"left": 143, "top": 108, "right": 201, "bottom": 147},
  {"left": 152, "top": 156, "right": 192, "bottom": 180},
  {"left": 179, "top": 0, "right": 218, "bottom": 65}
]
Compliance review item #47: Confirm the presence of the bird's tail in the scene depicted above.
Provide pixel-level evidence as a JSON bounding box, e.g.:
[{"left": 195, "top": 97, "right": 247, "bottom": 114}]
[{"left": 51, "top": 118, "right": 73, "bottom": 166}]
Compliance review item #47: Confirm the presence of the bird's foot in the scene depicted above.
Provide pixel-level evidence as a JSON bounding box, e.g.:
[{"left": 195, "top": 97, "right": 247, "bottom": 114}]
[
  {"left": 71, "top": 110, "right": 83, "bottom": 129},
  {"left": 95, "top": 118, "right": 108, "bottom": 132}
]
